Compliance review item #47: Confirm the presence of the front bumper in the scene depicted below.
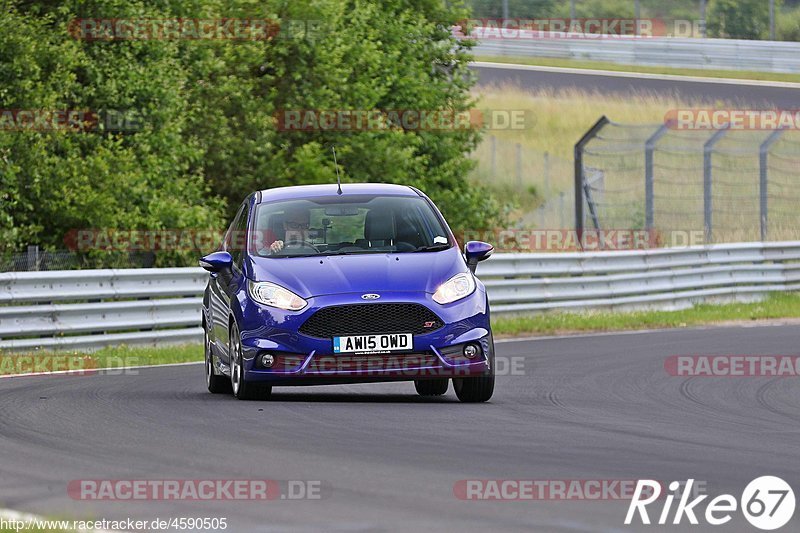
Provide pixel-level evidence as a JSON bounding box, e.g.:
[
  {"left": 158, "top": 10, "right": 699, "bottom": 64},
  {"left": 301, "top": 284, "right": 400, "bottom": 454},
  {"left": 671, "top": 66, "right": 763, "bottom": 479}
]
[{"left": 237, "top": 289, "right": 492, "bottom": 384}]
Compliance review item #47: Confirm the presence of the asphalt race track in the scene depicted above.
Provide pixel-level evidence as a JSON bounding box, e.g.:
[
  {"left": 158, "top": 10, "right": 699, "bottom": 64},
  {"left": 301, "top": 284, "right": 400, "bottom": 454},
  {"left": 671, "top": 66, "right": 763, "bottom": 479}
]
[
  {"left": 1, "top": 324, "right": 799, "bottom": 532},
  {"left": 472, "top": 63, "right": 800, "bottom": 108}
]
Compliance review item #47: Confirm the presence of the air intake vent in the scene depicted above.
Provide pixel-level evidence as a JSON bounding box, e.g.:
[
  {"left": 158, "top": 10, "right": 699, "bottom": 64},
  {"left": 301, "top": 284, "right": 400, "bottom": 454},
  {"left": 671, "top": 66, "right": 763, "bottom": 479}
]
[{"left": 299, "top": 303, "right": 444, "bottom": 338}]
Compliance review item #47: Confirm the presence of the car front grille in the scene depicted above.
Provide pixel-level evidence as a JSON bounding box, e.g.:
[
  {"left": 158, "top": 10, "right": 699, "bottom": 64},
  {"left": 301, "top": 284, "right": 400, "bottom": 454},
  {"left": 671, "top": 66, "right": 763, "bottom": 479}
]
[{"left": 298, "top": 303, "right": 444, "bottom": 338}]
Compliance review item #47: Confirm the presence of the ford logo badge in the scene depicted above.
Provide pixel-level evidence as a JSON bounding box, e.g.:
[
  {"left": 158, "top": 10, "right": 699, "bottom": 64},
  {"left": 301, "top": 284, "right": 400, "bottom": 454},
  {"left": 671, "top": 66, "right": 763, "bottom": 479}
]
[{"left": 361, "top": 294, "right": 380, "bottom": 300}]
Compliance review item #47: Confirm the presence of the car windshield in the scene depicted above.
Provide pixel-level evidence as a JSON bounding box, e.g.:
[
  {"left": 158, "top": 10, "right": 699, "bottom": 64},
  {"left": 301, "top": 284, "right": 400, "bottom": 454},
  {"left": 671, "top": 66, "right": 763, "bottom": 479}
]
[{"left": 253, "top": 194, "right": 451, "bottom": 257}]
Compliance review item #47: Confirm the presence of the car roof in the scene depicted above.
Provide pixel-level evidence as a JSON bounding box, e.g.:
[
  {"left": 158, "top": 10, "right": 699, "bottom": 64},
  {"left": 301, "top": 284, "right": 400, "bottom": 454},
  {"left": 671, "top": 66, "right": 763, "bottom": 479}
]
[{"left": 257, "top": 183, "right": 420, "bottom": 203}]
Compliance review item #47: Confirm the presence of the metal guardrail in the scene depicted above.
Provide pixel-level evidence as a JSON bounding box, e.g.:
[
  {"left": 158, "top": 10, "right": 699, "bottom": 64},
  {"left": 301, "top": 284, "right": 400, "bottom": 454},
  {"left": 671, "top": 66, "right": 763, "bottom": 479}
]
[
  {"left": 0, "top": 268, "right": 207, "bottom": 351},
  {"left": 474, "top": 34, "right": 800, "bottom": 74},
  {"left": 1, "top": 241, "right": 798, "bottom": 351},
  {"left": 481, "top": 241, "right": 800, "bottom": 313}
]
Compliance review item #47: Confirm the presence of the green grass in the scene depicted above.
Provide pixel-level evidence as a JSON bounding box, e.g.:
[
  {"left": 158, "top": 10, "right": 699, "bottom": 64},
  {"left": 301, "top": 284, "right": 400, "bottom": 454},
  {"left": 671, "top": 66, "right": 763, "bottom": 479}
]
[
  {"left": 87, "top": 343, "right": 202, "bottom": 366},
  {"left": 475, "top": 55, "right": 800, "bottom": 84},
  {"left": 492, "top": 293, "right": 800, "bottom": 336},
  {"left": 0, "top": 344, "right": 202, "bottom": 376}
]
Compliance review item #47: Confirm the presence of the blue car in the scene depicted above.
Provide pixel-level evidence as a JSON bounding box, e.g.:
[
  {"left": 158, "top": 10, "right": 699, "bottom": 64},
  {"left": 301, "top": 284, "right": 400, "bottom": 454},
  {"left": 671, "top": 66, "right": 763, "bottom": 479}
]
[{"left": 199, "top": 183, "right": 495, "bottom": 402}]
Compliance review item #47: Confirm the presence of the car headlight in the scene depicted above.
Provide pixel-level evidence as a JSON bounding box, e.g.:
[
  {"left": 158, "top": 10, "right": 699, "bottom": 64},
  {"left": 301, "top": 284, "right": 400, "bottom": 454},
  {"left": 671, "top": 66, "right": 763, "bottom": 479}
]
[
  {"left": 247, "top": 280, "right": 307, "bottom": 311},
  {"left": 433, "top": 272, "right": 476, "bottom": 305}
]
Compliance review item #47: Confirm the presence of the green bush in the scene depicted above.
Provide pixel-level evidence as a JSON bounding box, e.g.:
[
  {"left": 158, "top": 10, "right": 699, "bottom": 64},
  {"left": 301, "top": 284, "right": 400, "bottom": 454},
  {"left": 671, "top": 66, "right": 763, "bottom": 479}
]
[
  {"left": 1, "top": 0, "right": 504, "bottom": 267},
  {"left": 777, "top": 6, "right": 800, "bottom": 41},
  {"left": 707, "top": 0, "right": 778, "bottom": 39}
]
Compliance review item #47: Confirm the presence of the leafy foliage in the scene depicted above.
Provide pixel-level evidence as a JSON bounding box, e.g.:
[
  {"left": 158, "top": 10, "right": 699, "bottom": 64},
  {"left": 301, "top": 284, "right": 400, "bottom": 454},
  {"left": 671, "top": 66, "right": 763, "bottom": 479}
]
[
  {"left": 1, "top": 0, "right": 504, "bottom": 267},
  {"left": 707, "top": 0, "right": 778, "bottom": 40}
]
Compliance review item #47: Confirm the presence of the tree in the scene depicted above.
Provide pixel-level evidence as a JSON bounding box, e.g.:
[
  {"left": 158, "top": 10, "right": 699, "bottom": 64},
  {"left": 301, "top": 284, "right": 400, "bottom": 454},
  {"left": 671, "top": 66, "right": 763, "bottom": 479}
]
[
  {"left": 1, "top": 0, "right": 504, "bottom": 267},
  {"left": 0, "top": 5, "right": 223, "bottom": 267},
  {"left": 707, "top": 0, "right": 779, "bottom": 39}
]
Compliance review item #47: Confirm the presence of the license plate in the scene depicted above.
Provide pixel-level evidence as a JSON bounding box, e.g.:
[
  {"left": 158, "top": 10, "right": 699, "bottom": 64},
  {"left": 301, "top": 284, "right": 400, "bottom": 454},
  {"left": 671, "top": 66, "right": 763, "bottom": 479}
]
[{"left": 333, "top": 333, "right": 413, "bottom": 354}]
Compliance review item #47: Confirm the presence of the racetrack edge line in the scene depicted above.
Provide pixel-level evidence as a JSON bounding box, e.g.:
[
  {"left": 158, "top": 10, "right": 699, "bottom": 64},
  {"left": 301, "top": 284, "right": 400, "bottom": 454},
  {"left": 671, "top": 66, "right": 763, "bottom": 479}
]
[{"left": 471, "top": 60, "right": 800, "bottom": 89}]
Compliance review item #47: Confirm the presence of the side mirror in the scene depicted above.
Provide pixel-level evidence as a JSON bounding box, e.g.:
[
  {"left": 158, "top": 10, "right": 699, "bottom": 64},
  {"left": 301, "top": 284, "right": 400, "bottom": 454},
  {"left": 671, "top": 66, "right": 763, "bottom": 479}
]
[
  {"left": 199, "top": 251, "right": 233, "bottom": 273},
  {"left": 464, "top": 241, "right": 494, "bottom": 273}
]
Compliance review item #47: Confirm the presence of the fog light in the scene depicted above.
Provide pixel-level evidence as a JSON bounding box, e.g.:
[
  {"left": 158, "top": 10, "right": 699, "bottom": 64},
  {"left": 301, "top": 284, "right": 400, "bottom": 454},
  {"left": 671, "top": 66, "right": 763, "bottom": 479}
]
[
  {"left": 463, "top": 344, "right": 480, "bottom": 359},
  {"left": 260, "top": 353, "right": 275, "bottom": 368}
]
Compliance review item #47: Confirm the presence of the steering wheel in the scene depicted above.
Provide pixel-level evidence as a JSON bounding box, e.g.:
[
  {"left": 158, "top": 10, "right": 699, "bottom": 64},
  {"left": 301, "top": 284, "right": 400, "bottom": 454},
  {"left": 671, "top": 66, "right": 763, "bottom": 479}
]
[{"left": 285, "top": 240, "right": 321, "bottom": 253}]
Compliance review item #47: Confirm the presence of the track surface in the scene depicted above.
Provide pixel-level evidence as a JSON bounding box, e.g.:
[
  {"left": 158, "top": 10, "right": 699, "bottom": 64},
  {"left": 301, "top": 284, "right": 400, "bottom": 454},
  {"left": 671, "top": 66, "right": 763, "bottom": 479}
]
[
  {"left": 472, "top": 63, "right": 800, "bottom": 107},
  {"left": 1, "top": 325, "right": 799, "bottom": 532}
]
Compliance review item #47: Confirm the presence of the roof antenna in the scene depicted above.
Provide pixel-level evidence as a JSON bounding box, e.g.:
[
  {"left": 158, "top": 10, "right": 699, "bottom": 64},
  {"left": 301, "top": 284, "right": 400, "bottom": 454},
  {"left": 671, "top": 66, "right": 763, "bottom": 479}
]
[{"left": 332, "top": 145, "right": 343, "bottom": 195}]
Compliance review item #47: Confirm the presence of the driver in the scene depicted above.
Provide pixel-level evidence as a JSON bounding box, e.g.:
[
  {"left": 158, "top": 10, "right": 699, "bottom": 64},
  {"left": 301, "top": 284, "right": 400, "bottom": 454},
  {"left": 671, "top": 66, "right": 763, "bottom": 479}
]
[{"left": 268, "top": 207, "right": 311, "bottom": 254}]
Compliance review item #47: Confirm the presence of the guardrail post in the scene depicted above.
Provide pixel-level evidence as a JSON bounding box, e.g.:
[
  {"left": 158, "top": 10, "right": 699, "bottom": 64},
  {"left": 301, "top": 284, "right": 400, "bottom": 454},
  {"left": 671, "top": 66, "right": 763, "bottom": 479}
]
[
  {"left": 703, "top": 127, "right": 728, "bottom": 244},
  {"left": 575, "top": 116, "right": 609, "bottom": 241},
  {"left": 759, "top": 129, "right": 784, "bottom": 241},
  {"left": 645, "top": 124, "right": 669, "bottom": 232}
]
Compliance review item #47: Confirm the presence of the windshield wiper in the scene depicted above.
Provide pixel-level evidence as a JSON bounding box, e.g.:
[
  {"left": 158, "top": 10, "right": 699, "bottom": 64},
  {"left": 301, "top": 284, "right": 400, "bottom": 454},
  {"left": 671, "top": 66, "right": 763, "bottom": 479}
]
[{"left": 412, "top": 243, "right": 451, "bottom": 252}]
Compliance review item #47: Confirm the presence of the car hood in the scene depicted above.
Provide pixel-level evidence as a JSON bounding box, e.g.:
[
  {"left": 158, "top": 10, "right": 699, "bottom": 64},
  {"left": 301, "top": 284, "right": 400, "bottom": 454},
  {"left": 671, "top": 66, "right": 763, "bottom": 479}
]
[{"left": 245, "top": 247, "right": 466, "bottom": 298}]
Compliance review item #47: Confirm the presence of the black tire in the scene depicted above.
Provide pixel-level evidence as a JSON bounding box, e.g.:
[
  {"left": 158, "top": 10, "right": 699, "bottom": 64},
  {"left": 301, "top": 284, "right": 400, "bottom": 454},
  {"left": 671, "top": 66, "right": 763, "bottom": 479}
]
[
  {"left": 230, "top": 322, "right": 272, "bottom": 401},
  {"left": 453, "top": 336, "right": 495, "bottom": 403},
  {"left": 414, "top": 379, "right": 448, "bottom": 396},
  {"left": 205, "top": 325, "right": 231, "bottom": 394},
  {"left": 453, "top": 374, "right": 494, "bottom": 403}
]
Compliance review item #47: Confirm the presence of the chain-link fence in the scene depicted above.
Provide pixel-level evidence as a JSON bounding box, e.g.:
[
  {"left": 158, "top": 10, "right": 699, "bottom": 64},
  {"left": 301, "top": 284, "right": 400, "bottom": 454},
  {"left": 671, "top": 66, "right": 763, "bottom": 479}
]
[
  {"left": 0, "top": 246, "right": 157, "bottom": 272},
  {"left": 578, "top": 118, "right": 800, "bottom": 244},
  {"left": 470, "top": 135, "right": 573, "bottom": 227}
]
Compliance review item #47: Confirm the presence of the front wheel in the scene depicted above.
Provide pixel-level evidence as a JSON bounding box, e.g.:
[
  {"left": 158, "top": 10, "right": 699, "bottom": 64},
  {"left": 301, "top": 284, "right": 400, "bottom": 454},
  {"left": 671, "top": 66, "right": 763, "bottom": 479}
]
[
  {"left": 205, "top": 326, "right": 231, "bottom": 394},
  {"left": 230, "top": 322, "right": 272, "bottom": 401},
  {"left": 452, "top": 335, "right": 495, "bottom": 403},
  {"left": 452, "top": 374, "right": 494, "bottom": 403}
]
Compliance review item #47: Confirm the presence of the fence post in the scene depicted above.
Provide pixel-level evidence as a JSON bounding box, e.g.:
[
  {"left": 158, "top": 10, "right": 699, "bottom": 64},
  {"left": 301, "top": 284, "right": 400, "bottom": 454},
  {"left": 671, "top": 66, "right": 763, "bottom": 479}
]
[
  {"left": 583, "top": 169, "right": 603, "bottom": 231},
  {"left": 759, "top": 129, "right": 784, "bottom": 241},
  {"left": 770, "top": 0, "right": 776, "bottom": 41},
  {"left": 645, "top": 124, "right": 669, "bottom": 232},
  {"left": 575, "top": 116, "right": 609, "bottom": 240},
  {"left": 490, "top": 135, "right": 496, "bottom": 179},
  {"left": 26, "top": 245, "right": 40, "bottom": 271},
  {"left": 700, "top": 0, "right": 707, "bottom": 37},
  {"left": 703, "top": 127, "right": 728, "bottom": 244}
]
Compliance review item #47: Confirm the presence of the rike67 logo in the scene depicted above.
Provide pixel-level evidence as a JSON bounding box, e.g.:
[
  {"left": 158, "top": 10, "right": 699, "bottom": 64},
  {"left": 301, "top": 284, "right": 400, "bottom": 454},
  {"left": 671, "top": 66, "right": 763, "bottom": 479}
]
[{"left": 626, "top": 477, "right": 795, "bottom": 530}]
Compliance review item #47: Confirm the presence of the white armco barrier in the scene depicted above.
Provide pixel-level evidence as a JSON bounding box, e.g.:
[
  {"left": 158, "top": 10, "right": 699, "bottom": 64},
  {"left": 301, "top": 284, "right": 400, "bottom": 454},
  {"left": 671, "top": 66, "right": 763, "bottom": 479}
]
[
  {"left": 474, "top": 32, "right": 800, "bottom": 74},
  {"left": 1, "top": 241, "right": 799, "bottom": 350}
]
